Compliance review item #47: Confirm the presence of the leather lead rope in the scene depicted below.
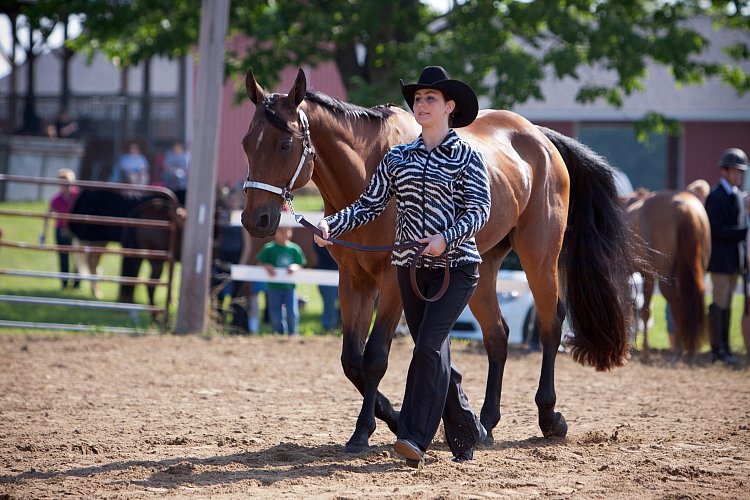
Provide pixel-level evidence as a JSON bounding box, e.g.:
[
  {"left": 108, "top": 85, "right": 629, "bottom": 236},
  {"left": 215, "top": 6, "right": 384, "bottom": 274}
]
[{"left": 295, "top": 215, "right": 450, "bottom": 302}]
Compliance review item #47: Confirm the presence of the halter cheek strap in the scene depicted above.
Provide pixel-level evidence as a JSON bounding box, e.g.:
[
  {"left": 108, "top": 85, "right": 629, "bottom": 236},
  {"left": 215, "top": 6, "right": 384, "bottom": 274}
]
[{"left": 243, "top": 109, "right": 315, "bottom": 202}]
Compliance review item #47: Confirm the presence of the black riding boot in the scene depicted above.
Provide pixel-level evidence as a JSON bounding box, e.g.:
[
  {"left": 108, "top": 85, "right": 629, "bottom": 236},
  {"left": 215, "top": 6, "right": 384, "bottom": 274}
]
[
  {"left": 721, "top": 308, "right": 738, "bottom": 366},
  {"left": 709, "top": 304, "right": 726, "bottom": 363}
]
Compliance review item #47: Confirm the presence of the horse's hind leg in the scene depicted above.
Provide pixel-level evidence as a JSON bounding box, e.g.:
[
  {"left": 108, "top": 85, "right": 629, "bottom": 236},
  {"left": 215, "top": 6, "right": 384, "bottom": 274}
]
[
  {"left": 517, "top": 240, "right": 567, "bottom": 438},
  {"left": 119, "top": 256, "right": 143, "bottom": 304},
  {"left": 469, "top": 246, "right": 507, "bottom": 445}
]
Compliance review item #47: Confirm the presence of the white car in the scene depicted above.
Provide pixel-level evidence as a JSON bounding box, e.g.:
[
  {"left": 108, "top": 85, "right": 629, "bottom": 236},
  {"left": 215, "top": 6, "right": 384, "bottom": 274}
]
[
  {"left": 449, "top": 267, "right": 645, "bottom": 349},
  {"left": 450, "top": 267, "right": 538, "bottom": 347}
]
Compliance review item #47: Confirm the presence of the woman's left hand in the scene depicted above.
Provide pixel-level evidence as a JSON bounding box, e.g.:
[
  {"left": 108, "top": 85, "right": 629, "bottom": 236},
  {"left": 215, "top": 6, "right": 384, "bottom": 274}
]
[{"left": 418, "top": 234, "right": 447, "bottom": 257}]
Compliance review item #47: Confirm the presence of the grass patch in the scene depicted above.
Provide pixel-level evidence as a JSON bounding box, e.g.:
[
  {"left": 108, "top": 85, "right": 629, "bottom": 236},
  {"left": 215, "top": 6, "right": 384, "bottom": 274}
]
[{"left": 1, "top": 196, "right": 334, "bottom": 336}]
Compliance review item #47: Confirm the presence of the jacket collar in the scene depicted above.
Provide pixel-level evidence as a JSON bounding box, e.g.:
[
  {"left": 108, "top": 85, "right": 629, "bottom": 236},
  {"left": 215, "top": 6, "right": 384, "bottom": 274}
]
[
  {"left": 719, "top": 177, "right": 736, "bottom": 195},
  {"left": 406, "top": 130, "right": 460, "bottom": 154}
]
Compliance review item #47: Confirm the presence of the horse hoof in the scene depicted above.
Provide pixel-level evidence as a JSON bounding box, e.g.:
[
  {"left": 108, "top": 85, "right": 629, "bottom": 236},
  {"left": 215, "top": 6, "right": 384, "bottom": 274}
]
[
  {"left": 344, "top": 441, "right": 370, "bottom": 454},
  {"left": 542, "top": 412, "right": 568, "bottom": 438},
  {"left": 481, "top": 430, "right": 495, "bottom": 447}
]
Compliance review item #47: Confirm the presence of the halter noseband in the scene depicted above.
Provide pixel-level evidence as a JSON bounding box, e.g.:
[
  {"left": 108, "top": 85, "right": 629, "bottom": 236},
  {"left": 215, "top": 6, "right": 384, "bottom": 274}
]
[{"left": 242, "top": 109, "right": 315, "bottom": 203}]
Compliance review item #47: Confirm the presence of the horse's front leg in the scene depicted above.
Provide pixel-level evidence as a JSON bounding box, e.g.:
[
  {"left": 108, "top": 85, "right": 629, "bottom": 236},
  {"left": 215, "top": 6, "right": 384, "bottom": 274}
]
[
  {"left": 362, "top": 280, "right": 402, "bottom": 434},
  {"left": 639, "top": 273, "right": 655, "bottom": 361},
  {"left": 147, "top": 259, "right": 165, "bottom": 325},
  {"left": 338, "top": 275, "right": 400, "bottom": 452}
]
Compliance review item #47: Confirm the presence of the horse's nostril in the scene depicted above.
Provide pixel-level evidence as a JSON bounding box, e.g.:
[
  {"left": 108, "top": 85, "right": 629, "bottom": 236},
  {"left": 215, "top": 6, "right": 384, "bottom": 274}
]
[{"left": 257, "top": 213, "right": 269, "bottom": 230}]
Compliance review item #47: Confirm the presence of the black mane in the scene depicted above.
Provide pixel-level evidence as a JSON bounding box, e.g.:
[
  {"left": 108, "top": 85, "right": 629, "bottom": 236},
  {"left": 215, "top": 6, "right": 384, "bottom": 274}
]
[
  {"left": 305, "top": 91, "right": 397, "bottom": 121},
  {"left": 261, "top": 91, "right": 398, "bottom": 136}
]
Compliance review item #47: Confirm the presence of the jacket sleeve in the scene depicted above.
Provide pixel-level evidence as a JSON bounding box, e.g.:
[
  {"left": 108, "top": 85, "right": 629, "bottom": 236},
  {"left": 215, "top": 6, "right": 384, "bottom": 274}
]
[
  {"left": 324, "top": 149, "right": 397, "bottom": 238},
  {"left": 441, "top": 149, "right": 491, "bottom": 250}
]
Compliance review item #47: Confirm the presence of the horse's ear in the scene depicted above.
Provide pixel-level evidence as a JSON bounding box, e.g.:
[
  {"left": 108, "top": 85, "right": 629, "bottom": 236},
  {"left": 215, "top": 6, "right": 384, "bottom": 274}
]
[
  {"left": 245, "top": 67, "right": 265, "bottom": 105},
  {"left": 287, "top": 68, "right": 307, "bottom": 108}
]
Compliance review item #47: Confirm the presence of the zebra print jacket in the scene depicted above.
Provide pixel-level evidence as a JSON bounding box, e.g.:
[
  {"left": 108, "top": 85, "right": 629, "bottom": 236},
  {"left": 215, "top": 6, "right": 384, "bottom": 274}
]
[{"left": 325, "top": 130, "right": 491, "bottom": 269}]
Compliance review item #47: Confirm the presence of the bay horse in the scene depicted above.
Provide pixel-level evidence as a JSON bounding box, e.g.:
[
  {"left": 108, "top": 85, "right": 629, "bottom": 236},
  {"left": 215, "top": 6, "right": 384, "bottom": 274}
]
[
  {"left": 241, "top": 68, "right": 634, "bottom": 451},
  {"left": 624, "top": 189, "right": 710, "bottom": 361}
]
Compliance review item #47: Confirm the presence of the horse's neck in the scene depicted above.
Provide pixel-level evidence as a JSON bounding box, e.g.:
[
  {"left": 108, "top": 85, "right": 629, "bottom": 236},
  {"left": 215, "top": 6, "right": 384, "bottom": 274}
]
[{"left": 306, "top": 103, "right": 416, "bottom": 213}]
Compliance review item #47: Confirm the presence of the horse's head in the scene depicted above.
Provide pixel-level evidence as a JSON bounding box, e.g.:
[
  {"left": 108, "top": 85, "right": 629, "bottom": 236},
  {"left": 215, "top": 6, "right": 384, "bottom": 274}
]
[{"left": 241, "top": 67, "right": 315, "bottom": 237}]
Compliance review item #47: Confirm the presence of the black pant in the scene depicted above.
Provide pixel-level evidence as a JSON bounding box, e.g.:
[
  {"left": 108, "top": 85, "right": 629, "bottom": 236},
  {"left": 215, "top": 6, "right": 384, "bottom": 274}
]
[
  {"left": 396, "top": 263, "right": 483, "bottom": 456},
  {"left": 55, "top": 228, "right": 74, "bottom": 287}
]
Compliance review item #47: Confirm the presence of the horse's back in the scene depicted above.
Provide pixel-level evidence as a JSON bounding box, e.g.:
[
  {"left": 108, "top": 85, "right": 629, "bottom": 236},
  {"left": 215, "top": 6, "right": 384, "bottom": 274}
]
[
  {"left": 70, "top": 190, "right": 146, "bottom": 243},
  {"left": 456, "top": 109, "right": 569, "bottom": 251},
  {"left": 629, "top": 190, "right": 710, "bottom": 273}
]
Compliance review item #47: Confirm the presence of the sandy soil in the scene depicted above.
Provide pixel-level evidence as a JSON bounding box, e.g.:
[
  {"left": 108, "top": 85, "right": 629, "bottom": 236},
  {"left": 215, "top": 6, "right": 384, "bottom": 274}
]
[{"left": 1, "top": 333, "right": 749, "bottom": 499}]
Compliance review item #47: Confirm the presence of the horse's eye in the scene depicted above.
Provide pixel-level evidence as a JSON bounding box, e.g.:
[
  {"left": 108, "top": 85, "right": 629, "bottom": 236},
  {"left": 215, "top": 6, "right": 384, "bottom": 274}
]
[{"left": 281, "top": 140, "right": 292, "bottom": 151}]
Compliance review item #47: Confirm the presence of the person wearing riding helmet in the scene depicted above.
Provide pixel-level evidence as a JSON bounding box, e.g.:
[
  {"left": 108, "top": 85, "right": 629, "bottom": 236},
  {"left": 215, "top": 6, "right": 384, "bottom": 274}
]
[
  {"left": 705, "top": 147, "right": 749, "bottom": 366},
  {"left": 314, "top": 66, "right": 490, "bottom": 467}
]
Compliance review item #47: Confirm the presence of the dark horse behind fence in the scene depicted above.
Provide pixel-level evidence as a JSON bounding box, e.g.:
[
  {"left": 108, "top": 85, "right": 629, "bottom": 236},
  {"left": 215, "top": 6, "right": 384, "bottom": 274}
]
[
  {"left": 624, "top": 189, "right": 710, "bottom": 362},
  {"left": 69, "top": 189, "right": 184, "bottom": 316},
  {"left": 240, "top": 68, "right": 634, "bottom": 451}
]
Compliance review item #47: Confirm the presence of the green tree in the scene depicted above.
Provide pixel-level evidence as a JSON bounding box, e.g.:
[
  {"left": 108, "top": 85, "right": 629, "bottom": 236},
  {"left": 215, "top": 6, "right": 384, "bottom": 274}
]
[
  {"left": 227, "top": 0, "right": 749, "bottom": 115},
  {"left": 17, "top": 0, "right": 749, "bottom": 117}
]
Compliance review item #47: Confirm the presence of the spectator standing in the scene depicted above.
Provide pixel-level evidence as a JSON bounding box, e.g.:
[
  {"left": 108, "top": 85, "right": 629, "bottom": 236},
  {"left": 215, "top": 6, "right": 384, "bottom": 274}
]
[
  {"left": 163, "top": 142, "right": 190, "bottom": 192},
  {"left": 705, "top": 148, "right": 748, "bottom": 366},
  {"left": 742, "top": 181, "right": 750, "bottom": 366},
  {"left": 111, "top": 143, "right": 150, "bottom": 185},
  {"left": 313, "top": 243, "right": 340, "bottom": 332},
  {"left": 41, "top": 168, "right": 80, "bottom": 289},
  {"left": 257, "top": 227, "right": 307, "bottom": 335},
  {"left": 55, "top": 110, "right": 79, "bottom": 139}
]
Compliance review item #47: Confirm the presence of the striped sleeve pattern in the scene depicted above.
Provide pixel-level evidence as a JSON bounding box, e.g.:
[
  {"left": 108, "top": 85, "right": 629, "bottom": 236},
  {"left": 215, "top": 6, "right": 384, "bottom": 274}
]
[{"left": 325, "top": 149, "right": 397, "bottom": 238}]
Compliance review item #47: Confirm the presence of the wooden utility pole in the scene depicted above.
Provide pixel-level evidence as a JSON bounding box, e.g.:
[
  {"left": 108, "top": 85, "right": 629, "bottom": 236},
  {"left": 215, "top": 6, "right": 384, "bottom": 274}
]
[{"left": 175, "top": 0, "right": 230, "bottom": 334}]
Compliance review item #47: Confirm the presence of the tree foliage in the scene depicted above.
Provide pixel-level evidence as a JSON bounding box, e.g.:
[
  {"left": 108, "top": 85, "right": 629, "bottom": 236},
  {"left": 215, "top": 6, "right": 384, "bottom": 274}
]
[{"left": 5, "top": 0, "right": 749, "bottom": 112}]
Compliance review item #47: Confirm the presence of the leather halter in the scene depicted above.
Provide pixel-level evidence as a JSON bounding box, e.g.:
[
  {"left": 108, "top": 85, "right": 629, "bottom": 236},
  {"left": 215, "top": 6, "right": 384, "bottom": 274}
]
[
  {"left": 241, "top": 107, "right": 450, "bottom": 302},
  {"left": 243, "top": 109, "right": 316, "bottom": 201}
]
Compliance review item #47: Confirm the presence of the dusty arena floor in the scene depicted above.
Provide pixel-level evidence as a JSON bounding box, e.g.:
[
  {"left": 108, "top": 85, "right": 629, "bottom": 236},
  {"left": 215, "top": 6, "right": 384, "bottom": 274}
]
[{"left": 1, "top": 333, "right": 749, "bottom": 499}]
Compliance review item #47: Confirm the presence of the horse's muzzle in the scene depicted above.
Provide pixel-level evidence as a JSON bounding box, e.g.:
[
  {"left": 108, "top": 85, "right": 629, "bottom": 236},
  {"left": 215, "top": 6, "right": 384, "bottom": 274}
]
[{"left": 241, "top": 207, "right": 281, "bottom": 238}]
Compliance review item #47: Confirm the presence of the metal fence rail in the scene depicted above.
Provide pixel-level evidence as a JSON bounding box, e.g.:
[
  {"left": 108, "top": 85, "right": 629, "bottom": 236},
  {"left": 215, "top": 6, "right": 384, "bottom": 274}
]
[{"left": 0, "top": 174, "right": 180, "bottom": 334}]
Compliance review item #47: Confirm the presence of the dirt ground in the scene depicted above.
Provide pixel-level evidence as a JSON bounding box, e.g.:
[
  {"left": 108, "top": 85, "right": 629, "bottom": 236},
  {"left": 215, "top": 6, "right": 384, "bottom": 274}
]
[{"left": 1, "top": 333, "right": 749, "bottom": 499}]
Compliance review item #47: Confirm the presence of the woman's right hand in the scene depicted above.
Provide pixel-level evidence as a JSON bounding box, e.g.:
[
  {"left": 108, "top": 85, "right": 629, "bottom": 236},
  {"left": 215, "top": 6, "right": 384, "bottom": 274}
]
[{"left": 315, "top": 219, "right": 333, "bottom": 247}]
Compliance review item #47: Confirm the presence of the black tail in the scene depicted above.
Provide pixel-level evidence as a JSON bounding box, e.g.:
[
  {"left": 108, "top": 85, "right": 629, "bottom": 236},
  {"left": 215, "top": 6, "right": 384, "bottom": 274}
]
[
  {"left": 540, "top": 127, "right": 633, "bottom": 371},
  {"left": 671, "top": 201, "right": 709, "bottom": 356}
]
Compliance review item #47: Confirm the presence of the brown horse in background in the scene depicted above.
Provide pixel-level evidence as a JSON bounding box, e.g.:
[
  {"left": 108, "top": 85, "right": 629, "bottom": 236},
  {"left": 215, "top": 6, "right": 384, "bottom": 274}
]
[
  {"left": 625, "top": 189, "right": 711, "bottom": 361},
  {"left": 240, "top": 68, "right": 634, "bottom": 451}
]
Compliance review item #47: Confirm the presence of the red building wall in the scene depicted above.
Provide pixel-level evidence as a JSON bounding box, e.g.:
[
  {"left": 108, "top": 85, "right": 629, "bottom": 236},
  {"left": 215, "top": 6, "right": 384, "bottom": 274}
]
[
  {"left": 682, "top": 122, "right": 750, "bottom": 187},
  {"left": 215, "top": 63, "right": 347, "bottom": 188}
]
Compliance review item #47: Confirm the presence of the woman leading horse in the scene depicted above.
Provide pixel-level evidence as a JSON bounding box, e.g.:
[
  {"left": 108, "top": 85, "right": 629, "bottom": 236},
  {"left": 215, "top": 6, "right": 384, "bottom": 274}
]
[
  {"left": 240, "top": 67, "right": 634, "bottom": 458},
  {"left": 316, "top": 67, "right": 490, "bottom": 467}
]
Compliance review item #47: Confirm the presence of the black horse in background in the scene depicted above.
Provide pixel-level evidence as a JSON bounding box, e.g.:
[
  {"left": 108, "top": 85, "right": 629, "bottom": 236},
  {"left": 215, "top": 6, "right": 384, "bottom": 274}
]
[{"left": 69, "top": 189, "right": 185, "bottom": 317}]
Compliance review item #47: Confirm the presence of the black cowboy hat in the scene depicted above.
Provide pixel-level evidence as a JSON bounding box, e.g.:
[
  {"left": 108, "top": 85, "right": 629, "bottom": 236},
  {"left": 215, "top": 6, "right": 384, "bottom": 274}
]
[{"left": 400, "top": 66, "right": 479, "bottom": 128}]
